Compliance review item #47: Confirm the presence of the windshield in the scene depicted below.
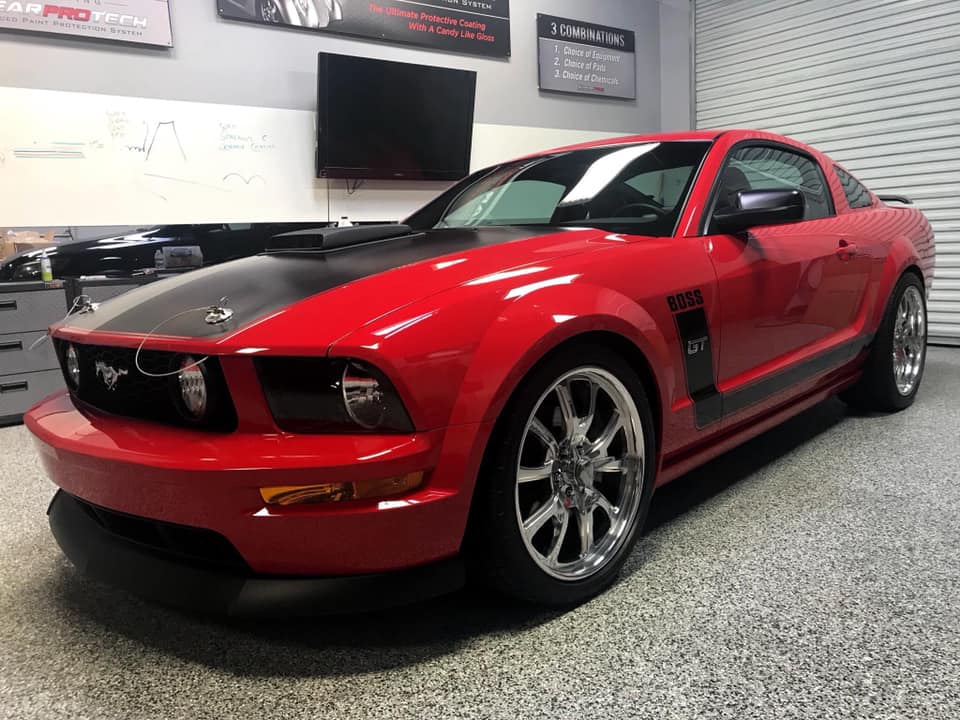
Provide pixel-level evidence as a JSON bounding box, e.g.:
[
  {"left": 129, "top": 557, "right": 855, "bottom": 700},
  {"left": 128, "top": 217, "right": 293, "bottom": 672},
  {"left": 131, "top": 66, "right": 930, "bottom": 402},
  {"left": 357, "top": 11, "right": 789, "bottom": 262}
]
[{"left": 420, "top": 141, "right": 710, "bottom": 237}]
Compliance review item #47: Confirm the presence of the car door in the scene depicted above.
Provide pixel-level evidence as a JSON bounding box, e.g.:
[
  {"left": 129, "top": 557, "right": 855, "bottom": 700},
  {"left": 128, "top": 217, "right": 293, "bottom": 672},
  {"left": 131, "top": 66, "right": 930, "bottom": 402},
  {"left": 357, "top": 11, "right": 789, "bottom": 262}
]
[{"left": 702, "top": 142, "right": 871, "bottom": 420}]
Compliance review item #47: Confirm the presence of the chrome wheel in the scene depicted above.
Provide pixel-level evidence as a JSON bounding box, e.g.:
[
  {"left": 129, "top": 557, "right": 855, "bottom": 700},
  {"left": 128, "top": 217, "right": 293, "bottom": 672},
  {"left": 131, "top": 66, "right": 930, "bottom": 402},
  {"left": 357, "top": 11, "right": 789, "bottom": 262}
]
[
  {"left": 515, "top": 368, "right": 645, "bottom": 581},
  {"left": 892, "top": 285, "right": 925, "bottom": 396}
]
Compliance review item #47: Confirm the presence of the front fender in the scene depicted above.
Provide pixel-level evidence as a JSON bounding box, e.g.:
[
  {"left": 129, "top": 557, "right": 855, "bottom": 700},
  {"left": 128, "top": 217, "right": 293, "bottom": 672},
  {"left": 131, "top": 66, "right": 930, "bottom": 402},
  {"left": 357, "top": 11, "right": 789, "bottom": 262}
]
[
  {"left": 332, "top": 280, "right": 675, "bottom": 439},
  {"left": 332, "top": 280, "right": 675, "bottom": 535},
  {"left": 450, "top": 282, "right": 674, "bottom": 428}
]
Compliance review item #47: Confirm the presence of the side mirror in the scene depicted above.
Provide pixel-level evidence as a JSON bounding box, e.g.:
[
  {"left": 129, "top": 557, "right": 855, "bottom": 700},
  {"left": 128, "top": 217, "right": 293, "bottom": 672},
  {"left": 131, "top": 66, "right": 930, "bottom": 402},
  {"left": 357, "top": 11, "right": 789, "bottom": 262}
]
[{"left": 713, "top": 189, "right": 805, "bottom": 234}]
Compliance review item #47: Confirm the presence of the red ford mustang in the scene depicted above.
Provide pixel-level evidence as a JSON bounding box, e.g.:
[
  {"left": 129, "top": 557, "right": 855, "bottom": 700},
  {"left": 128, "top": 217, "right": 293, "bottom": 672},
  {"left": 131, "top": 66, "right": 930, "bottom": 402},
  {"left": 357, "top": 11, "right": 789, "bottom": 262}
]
[{"left": 27, "top": 130, "right": 935, "bottom": 616}]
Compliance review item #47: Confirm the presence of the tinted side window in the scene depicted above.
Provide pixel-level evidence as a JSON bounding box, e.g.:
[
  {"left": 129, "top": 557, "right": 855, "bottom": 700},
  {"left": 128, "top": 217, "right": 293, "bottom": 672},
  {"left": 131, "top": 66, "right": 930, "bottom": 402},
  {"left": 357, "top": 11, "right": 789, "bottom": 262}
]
[
  {"left": 834, "top": 166, "right": 874, "bottom": 209},
  {"left": 626, "top": 166, "right": 695, "bottom": 209},
  {"left": 722, "top": 145, "right": 834, "bottom": 221}
]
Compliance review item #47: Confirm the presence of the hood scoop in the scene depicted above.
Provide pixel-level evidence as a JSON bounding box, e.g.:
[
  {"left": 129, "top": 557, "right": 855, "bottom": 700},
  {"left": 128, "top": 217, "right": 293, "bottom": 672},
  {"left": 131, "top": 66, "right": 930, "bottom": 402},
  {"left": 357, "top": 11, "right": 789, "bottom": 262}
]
[{"left": 266, "top": 224, "right": 420, "bottom": 253}]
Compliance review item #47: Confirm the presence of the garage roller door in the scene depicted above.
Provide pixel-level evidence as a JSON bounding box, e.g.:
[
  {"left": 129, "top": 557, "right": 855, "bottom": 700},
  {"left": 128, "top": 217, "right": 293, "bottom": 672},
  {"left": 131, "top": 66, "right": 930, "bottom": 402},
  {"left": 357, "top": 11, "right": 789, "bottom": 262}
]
[{"left": 694, "top": 0, "right": 960, "bottom": 345}]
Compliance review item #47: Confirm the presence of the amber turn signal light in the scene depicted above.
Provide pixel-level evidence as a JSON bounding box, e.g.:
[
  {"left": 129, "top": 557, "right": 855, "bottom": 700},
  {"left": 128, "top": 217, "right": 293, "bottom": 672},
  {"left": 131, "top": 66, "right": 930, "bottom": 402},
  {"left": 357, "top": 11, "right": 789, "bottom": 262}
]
[{"left": 260, "top": 472, "right": 424, "bottom": 506}]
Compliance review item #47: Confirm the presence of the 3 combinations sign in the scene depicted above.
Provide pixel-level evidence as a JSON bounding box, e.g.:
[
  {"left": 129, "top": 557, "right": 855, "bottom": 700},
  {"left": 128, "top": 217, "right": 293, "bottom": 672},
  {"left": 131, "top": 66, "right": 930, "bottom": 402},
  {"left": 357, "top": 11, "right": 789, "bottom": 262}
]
[
  {"left": 537, "top": 14, "right": 636, "bottom": 100},
  {"left": 217, "top": 0, "right": 511, "bottom": 58},
  {"left": 0, "top": 0, "right": 172, "bottom": 46}
]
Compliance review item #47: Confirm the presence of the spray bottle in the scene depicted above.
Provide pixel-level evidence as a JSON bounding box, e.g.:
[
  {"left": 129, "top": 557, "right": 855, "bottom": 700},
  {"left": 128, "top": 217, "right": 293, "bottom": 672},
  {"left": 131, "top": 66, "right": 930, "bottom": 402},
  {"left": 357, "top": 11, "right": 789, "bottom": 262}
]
[{"left": 40, "top": 250, "right": 53, "bottom": 282}]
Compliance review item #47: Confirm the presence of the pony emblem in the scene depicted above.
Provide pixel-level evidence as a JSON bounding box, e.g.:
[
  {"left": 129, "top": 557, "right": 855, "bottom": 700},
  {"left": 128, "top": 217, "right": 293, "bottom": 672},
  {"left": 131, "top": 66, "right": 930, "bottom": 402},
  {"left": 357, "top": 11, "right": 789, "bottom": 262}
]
[{"left": 95, "top": 361, "right": 128, "bottom": 391}]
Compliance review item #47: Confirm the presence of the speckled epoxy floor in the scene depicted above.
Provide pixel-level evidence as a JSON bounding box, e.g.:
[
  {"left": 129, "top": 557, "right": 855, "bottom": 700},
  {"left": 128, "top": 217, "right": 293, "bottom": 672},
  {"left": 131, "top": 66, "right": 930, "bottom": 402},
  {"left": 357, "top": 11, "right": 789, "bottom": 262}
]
[{"left": 1, "top": 348, "right": 958, "bottom": 720}]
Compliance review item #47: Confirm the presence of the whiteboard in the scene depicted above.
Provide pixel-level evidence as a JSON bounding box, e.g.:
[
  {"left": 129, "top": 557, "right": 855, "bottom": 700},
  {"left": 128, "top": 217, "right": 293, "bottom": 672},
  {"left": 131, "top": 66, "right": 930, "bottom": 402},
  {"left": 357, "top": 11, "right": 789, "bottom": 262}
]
[{"left": 0, "top": 87, "right": 620, "bottom": 226}]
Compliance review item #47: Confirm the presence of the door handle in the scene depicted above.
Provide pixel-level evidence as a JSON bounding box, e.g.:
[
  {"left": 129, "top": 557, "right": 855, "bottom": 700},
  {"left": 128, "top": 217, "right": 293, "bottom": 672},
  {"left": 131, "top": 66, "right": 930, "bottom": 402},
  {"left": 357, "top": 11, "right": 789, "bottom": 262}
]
[
  {"left": 0, "top": 300, "right": 17, "bottom": 311},
  {"left": 0, "top": 381, "right": 28, "bottom": 394},
  {"left": 837, "top": 239, "right": 858, "bottom": 260},
  {"left": 0, "top": 341, "right": 23, "bottom": 352}
]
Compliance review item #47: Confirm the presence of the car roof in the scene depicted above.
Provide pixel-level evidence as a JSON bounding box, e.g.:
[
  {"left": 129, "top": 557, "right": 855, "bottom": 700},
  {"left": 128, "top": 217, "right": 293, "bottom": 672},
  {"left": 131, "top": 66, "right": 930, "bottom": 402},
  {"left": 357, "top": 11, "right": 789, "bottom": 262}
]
[{"left": 518, "top": 128, "right": 817, "bottom": 161}]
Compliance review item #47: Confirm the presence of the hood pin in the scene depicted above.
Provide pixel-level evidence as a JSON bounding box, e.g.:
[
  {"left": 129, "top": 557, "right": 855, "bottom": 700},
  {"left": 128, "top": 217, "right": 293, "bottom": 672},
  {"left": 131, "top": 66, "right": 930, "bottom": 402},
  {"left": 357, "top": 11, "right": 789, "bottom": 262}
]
[{"left": 205, "top": 297, "right": 235, "bottom": 325}]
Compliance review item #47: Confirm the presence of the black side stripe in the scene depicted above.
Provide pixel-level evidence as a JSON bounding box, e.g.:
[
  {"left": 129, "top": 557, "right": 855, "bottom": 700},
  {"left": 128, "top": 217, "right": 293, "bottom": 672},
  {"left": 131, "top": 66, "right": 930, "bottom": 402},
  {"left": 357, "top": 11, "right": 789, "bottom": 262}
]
[
  {"left": 722, "top": 335, "right": 871, "bottom": 417},
  {"left": 674, "top": 311, "right": 872, "bottom": 427},
  {"left": 674, "top": 309, "right": 722, "bottom": 428}
]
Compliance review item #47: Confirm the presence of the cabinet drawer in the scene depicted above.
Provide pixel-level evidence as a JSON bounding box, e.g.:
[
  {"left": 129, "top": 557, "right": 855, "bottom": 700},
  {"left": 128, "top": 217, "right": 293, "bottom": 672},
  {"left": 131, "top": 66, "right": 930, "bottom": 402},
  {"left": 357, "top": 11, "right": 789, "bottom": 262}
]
[
  {"left": 0, "top": 369, "right": 65, "bottom": 420},
  {"left": 0, "top": 290, "right": 68, "bottom": 334},
  {"left": 0, "top": 332, "right": 59, "bottom": 375}
]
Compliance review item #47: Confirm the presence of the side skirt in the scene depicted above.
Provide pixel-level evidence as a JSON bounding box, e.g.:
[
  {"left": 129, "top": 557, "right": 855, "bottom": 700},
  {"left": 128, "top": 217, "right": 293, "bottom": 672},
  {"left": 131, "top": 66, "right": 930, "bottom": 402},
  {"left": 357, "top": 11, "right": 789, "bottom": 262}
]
[{"left": 658, "top": 369, "right": 861, "bottom": 486}]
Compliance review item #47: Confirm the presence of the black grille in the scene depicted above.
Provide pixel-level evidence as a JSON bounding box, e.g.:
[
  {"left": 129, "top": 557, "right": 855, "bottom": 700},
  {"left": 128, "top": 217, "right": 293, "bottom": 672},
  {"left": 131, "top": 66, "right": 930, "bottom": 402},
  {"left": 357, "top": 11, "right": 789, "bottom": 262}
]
[
  {"left": 70, "top": 493, "right": 249, "bottom": 572},
  {"left": 54, "top": 340, "right": 238, "bottom": 432}
]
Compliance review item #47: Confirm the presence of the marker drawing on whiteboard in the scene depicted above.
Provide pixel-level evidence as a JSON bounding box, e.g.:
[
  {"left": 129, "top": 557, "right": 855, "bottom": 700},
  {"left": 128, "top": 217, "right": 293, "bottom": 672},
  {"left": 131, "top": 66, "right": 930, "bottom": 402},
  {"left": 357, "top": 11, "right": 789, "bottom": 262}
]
[
  {"left": 13, "top": 147, "right": 85, "bottom": 160},
  {"left": 222, "top": 172, "right": 267, "bottom": 186},
  {"left": 146, "top": 121, "right": 188, "bottom": 162},
  {"left": 126, "top": 123, "right": 150, "bottom": 153},
  {"left": 144, "top": 173, "right": 228, "bottom": 192},
  {"left": 106, "top": 110, "right": 128, "bottom": 140}
]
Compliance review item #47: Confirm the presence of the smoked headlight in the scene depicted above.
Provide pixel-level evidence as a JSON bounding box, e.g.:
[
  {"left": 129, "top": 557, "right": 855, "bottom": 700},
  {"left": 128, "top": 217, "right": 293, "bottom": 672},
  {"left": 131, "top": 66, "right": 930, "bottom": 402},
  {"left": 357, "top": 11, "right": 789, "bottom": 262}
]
[
  {"left": 342, "top": 361, "right": 389, "bottom": 429},
  {"left": 65, "top": 344, "right": 81, "bottom": 389},
  {"left": 177, "top": 356, "right": 208, "bottom": 420},
  {"left": 255, "top": 357, "right": 413, "bottom": 434}
]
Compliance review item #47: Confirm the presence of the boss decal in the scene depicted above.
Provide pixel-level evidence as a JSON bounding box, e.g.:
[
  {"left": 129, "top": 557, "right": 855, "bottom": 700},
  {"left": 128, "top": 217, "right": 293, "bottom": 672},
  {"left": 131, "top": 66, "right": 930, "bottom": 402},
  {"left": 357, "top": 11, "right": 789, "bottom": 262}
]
[{"left": 666, "top": 289, "right": 705, "bottom": 313}]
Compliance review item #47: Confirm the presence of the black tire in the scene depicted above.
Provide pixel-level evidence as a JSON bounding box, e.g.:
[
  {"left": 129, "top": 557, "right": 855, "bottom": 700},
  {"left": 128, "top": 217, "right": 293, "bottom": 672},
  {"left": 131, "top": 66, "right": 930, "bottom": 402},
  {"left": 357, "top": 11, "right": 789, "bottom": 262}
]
[
  {"left": 842, "top": 272, "right": 927, "bottom": 412},
  {"left": 466, "top": 343, "right": 656, "bottom": 606}
]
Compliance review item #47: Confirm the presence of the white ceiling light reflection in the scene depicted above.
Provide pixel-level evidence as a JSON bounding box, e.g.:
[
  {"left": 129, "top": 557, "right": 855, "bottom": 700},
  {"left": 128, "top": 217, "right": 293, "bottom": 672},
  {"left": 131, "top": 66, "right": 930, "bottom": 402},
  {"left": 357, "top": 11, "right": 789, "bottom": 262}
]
[
  {"left": 559, "top": 143, "right": 660, "bottom": 207},
  {"left": 434, "top": 258, "right": 468, "bottom": 270},
  {"left": 506, "top": 274, "right": 580, "bottom": 300},
  {"left": 378, "top": 498, "right": 423, "bottom": 510},
  {"left": 373, "top": 311, "right": 436, "bottom": 339},
  {"left": 466, "top": 266, "right": 547, "bottom": 286}
]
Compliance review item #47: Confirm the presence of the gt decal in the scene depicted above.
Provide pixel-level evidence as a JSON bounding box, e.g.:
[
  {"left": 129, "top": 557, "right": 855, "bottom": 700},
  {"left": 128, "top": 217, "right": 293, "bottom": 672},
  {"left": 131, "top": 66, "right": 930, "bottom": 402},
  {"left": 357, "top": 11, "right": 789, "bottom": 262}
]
[
  {"left": 687, "top": 336, "right": 708, "bottom": 356},
  {"left": 673, "top": 308, "right": 721, "bottom": 428},
  {"left": 666, "top": 289, "right": 704, "bottom": 313}
]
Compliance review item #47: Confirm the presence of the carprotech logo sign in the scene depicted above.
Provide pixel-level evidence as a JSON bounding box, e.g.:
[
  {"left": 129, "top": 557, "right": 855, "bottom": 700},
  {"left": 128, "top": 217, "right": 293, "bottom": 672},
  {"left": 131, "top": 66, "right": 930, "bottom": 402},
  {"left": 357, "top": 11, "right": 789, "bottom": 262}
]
[
  {"left": 0, "top": 1, "right": 172, "bottom": 46},
  {"left": 0, "top": 2, "right": 147, "bottom": 26}
]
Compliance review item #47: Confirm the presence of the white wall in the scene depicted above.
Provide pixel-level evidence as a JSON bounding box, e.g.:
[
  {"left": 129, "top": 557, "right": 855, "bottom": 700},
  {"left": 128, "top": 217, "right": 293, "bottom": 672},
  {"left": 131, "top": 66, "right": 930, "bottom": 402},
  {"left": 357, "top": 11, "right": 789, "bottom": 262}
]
[
  {"left": 0, "top": 87, "right": 620, "bottom": 226},
  {"left": 0, "top": 1, "right": 693, "bottom": 226}
]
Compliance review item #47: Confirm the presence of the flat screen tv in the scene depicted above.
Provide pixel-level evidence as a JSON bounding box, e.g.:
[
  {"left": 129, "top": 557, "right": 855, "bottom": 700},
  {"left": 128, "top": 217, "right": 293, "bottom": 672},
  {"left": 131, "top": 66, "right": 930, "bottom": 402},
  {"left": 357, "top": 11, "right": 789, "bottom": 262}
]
[{"left": 317, "top": 53, "right": 477, "bottom": 181}]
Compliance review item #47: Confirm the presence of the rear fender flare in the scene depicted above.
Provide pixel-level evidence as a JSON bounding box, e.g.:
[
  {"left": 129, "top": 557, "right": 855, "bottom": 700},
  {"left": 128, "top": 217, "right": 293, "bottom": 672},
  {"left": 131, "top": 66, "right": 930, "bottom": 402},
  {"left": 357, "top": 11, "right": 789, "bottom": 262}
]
[{"left": 870, "top": 240, "right": 925, "bottom": 332}]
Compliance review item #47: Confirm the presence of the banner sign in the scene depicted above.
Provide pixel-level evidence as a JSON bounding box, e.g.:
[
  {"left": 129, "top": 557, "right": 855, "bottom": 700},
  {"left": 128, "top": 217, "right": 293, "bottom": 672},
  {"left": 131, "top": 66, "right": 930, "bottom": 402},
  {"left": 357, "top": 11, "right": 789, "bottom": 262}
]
[
  {"left": 537, "top": 14, "right": 636, "bottom": 100},
  {"left": 0, "top": 0, "right": 173, "bottom": 47},
  {"left": 217, "top": 0, "right": 510, "bottom": 58}
]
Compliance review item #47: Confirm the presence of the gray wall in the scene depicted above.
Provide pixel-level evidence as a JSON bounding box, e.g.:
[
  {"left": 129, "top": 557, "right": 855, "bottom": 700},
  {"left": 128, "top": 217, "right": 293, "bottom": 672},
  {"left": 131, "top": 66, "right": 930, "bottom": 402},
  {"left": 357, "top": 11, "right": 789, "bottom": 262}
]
[
  {"left": 659, "top": 0, "right": 693, "bottom": 131},
  {"left": 0, "top": 1, "right": 691, "bottom": 134}
]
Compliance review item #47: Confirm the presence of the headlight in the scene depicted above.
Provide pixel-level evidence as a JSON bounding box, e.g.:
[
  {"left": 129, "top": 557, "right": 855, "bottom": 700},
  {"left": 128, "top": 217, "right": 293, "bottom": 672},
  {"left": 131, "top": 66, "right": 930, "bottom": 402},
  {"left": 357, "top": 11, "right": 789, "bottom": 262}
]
[
  {"left": 342, "top": 361, "right": 389, "bottom": 429},
  {"left": 177, "top": 356, "right": 208, "bottom": 420},
  {"left": 65, "top": 344, "right": 81, "bottom": 389},
  {"left": 255, "top": 357, "right": 413, "bottom": 434}
]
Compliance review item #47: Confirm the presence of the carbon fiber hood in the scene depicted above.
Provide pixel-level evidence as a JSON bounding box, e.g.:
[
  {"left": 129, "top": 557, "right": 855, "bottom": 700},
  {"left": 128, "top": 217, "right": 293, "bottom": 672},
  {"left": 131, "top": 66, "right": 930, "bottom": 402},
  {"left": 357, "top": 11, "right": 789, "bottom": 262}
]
[{"left": 55, "top": 226, "right": 587, "bottom": 340}]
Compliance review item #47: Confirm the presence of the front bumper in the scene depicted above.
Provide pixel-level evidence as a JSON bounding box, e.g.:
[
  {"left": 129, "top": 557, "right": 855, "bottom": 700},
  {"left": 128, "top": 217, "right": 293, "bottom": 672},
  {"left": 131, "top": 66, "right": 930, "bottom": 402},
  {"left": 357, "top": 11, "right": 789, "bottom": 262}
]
[
  {"left": 49, "top": 490, "right": 465, "bottom": 617},
  {"left": 27, "top": 391, "right": 491, "bottom": 578}
]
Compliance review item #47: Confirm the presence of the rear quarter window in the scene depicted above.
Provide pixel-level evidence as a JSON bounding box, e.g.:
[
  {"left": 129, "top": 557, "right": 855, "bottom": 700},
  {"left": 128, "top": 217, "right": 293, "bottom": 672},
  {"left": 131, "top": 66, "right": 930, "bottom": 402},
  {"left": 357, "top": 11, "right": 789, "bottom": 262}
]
[{"left": 834, "top": 166, "right": 875, "bottom": 209}]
